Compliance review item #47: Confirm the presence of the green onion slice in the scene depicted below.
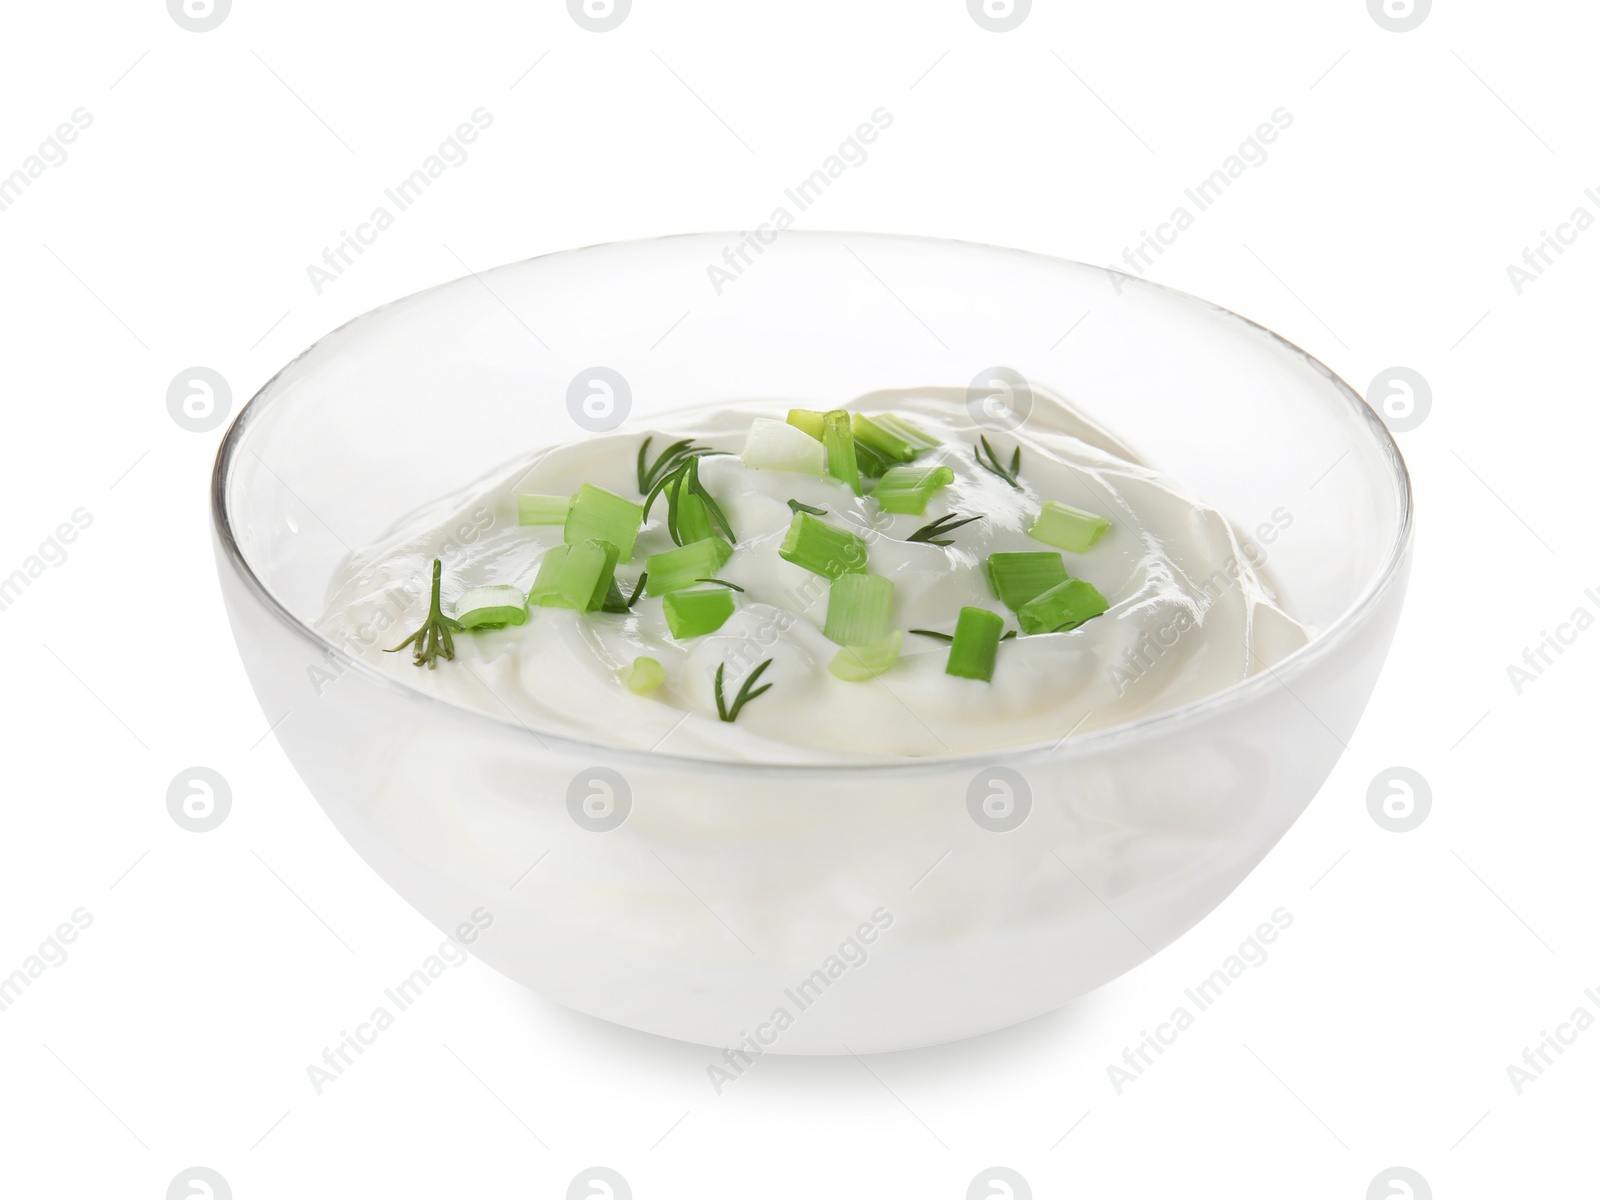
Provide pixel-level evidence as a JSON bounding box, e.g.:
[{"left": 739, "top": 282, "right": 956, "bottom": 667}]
[
  {"left": 984, "top": 551, "right": 1068, "bottom": 611},
  {"left": 786, "top": 408, "right": 827, "bottom": 441},
  {"left": 823, "top": 574, "right": 894, "bottom": 646},
  {"left": 871, "top": 465, "right": 955, "bottom": 515},
  {"left": 850, "top": 414, "right": 917, "bottom": 464},
  {"left": 623, "top": 656, "right": 665, "bottom": 695},
  {"left": 822, "top": 409, "right": 862, "bottom": 495},
  {"left": 564, "top": 483, "right": 644, "bottom": 561},
  {"left": 1017, "top": 578, "right": 1110, "bottom": 634},
  {"left": 829, "top": 631, "right": 904, "bottom": 681},
  {"left": 454, "top": 585, "right": 528, "bottom": 630},
  {"left": 743, "top": 417, "right": 826, "bottom": 474},
  {"left": 645, "top": 536, "right": 733, "bottom": 595},
  {"left": 517, "top": 494, "right": 570, "bottom": 526},
  {"left": 663, "top": 586, "right": 735, "bottom": 639},
  {"left": 945, "top": 606, "right": 1004, "bottom": 681},
  {"left": 1028, "top": 500, "right": 1110, "bottom": 553},
  {"left": 778, "top": 511, "right": 868, "bottom": 579}
]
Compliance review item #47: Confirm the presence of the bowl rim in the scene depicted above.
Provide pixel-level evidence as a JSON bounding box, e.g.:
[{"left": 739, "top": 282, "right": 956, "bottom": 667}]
[{"left": 211, "top": 230, "right": 1414, "bottom": 775}]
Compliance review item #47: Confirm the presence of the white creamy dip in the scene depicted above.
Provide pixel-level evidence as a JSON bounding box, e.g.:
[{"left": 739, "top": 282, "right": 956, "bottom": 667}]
[{"left": 318, "top": 387, "right": 1308, "bottom": 762}]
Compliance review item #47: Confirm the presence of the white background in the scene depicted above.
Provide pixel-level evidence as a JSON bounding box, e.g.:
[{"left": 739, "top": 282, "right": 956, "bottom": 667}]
[{"left": 1, "top": 1, "right": 1594, "bottom": 1196}]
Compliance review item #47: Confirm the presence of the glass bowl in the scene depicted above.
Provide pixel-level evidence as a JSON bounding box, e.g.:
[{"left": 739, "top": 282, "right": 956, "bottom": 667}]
[{"left": 212, "top": 232, "right": 1412, "bottom": 1054}]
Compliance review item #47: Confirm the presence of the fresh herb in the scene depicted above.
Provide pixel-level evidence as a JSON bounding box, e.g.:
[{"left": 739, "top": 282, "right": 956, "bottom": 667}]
[
  {"left": 600, "top": 572, "right": 649, "bottom": 613},
  {"left": 696, "top": 577, "right": 746, "bottom": 592},
  {"left": 386, "top": 559, "right": 463, "bottom": 668},
  {"left": 909, "top": 629, "right": 955, "bottom": 642},
  {"left": 974, "top": 436, "right": 1022, "bottom": 490},
  {"left": 787, "top": 499, "right": 828, "bottom": 516},
  {"left": 643, "top": 453, "right": 735, "bottom": 545},
  {"left": 715, "top": 658, "right": 774, "bottom": 722},
  {"left": 906, "top": 512, "right": 984, "bottom": 547},
  {"left": 637, "top": 437, "right": 717, "bottom": 495}
]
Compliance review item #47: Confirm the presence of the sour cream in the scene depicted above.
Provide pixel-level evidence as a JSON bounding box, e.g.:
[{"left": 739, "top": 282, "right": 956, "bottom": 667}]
[{"left": 318, "top": 388, "right": 1307, "bottom": 762}]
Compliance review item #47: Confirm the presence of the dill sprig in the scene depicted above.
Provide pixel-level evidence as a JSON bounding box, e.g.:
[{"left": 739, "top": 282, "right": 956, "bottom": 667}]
[
  {"left": 906, "top": 512, "right": 984, "bottom": 547},
  {"left": 636, "top": 437, "right": 720, "bottom": 495},
  {"left": 643, "top": 453, "right": 736, "bottom": 545},
  {"left": 385, "top": 559, "right": 463, "bottom": 668},
  {"left": 974, "top": 436, "right": 1022, "bottom": 489},
  {"left": 715, "top": 658, "right": 773, "bottom": 722},
  {"left": 787, "top": 499, "right": 827, "bottom": 516}
]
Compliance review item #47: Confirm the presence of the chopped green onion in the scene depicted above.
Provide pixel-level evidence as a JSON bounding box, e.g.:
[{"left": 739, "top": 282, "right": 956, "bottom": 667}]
[
  {"left": 564, "top": 483, "right": 644, "bottom": 561},
  {"left": 823, "top": 574, "right": 895, "bottom": 646},
  {"left": 822, "top": 409, "right": 862, "bottom": 495},
  {"left": 1028, "top": 500, "right": 1111, "bottom": 553},
  {"left": 623, "top": 656, "right": 665, "bottom": 695},
  {"left": 985, "top": 551, "right": 1068, "bottom": 611},
  {"left": 829, "top": 631, "right": 904, "bottom": 681},
  {"left": 906, "top": 512, "right": 983, "bottom": 546},
  {"left": 852, "top": 439, "right": 891, "bottom": 480},
  {"left": 786, "top": 409, "right": 826, "bottom": 440},
  {"left": 872, "top": 465, "right": 955, "bottom": 515},
  {"left": 743, "top": 417, "right": 826, "bottom": 474},
  {"left": 517, "top": 494, "right": 570, "bottom": 526},
  {"left": 385, "top": 559, "right": 462, "bottom": 668},
  {"left": 1017, "top": 578, "right": 1110, "bottom": 634},
  {"left": 715, "top": 658, "right": 773, "bottom": 721},
  {"left": 974, "top": 436, "right": 1022, "bottom": 489},
  {"left": 528, "top": 539, "right": 618, "bottom": 611},
  {"left": 778, "top": 511, "right": 868, "bottom": 579},
  {"left": 787, "top": 499, "right": 828, "bottom": 516},
  {"left": 454, "top": 585, "right": 528, "bottom": 630},
  {"left": 945, "top": 606, "right": 1004, "bottom": 681},
  {"left": 873, "top": 414, "right": 940, "bottom": 453},
  {"left": 851, "top": 414, "right": 916, "bottom": 464},
  {"left": 664, "top": 586, "right": 735, "bottom": 639},
  {"left": 645, "top": 536, "right": 733, "bottom": 595}
]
